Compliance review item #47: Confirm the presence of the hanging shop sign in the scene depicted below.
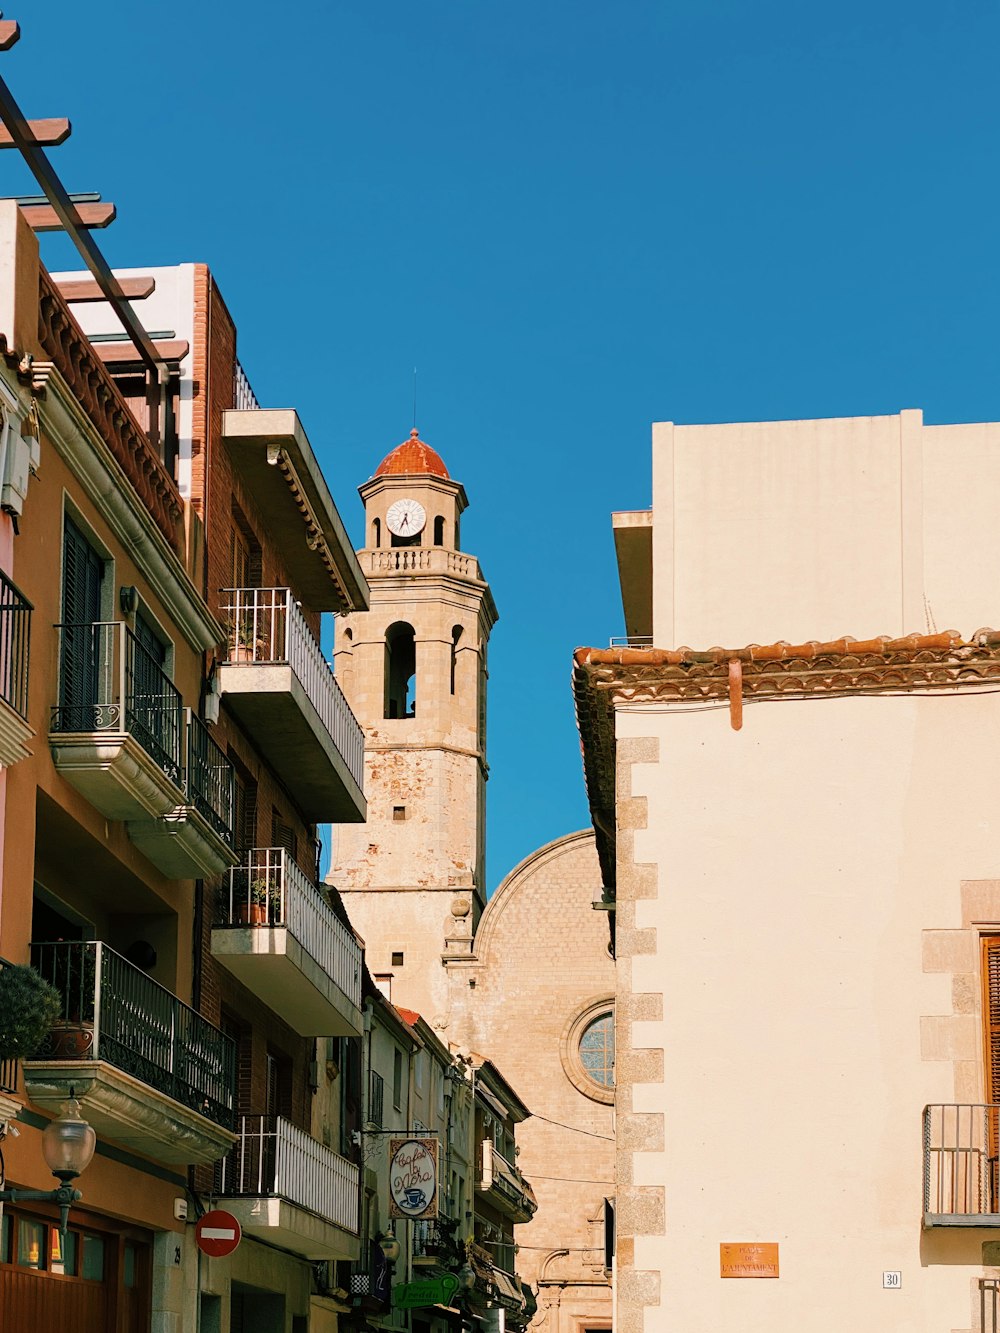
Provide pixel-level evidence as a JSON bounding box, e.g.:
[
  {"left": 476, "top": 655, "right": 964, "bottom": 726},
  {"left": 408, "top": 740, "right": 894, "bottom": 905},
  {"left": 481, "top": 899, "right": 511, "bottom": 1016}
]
[
  {"left": 389, "top": 1136, "right": 439, "bottom": 1219},
  {"left": 393, "top": 1274, "right": 460, "bottom": 1310}
]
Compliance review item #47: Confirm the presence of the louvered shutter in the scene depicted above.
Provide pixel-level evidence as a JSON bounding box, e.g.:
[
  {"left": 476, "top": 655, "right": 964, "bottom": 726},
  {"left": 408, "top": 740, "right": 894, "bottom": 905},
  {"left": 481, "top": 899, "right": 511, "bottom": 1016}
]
[
  {"left": 985, "top": 938, "right": 1000, "bottom": 1106},
  {"left": 60, "top": 518, "right": 103, "bottom": 717}
]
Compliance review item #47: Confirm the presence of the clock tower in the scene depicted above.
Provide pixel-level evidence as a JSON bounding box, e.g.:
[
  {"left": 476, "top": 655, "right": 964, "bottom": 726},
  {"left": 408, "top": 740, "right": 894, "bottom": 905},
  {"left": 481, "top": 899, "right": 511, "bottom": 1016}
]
[{"left": 329, "top": 429, "right": 498, "bottom": 1024}]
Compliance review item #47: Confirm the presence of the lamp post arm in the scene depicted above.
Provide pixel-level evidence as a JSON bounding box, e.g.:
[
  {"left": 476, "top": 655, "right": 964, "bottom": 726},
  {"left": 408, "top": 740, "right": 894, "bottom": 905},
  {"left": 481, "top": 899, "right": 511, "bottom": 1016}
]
[{"left": 0, "top": 1183, "right": 82, "bottom": 1240}]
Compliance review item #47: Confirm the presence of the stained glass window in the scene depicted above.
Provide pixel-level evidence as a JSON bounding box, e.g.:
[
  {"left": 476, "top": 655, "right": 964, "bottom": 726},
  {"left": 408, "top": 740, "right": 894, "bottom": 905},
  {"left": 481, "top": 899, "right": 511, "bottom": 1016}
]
[{"left": 579, "top": 1012, "right": 615, "bottom": 1088}]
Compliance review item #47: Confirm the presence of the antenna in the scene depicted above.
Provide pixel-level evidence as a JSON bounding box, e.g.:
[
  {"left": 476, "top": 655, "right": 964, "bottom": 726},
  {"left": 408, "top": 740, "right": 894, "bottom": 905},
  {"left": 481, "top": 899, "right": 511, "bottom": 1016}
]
[{"left": 412, "top": 366, "right": 417, "bottom": 431}]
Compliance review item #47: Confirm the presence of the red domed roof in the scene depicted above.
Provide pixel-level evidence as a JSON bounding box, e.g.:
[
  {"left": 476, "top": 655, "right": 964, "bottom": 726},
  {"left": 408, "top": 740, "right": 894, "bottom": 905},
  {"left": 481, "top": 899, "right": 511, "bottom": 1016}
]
[{"left": 374, "top": 428, "right": 450, "bottom": 479}]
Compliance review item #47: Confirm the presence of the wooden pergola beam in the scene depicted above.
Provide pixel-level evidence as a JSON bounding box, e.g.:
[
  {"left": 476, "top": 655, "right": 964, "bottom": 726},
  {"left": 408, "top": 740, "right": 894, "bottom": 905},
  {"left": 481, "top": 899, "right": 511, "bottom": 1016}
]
[
  {"left": 56, "top": 275, "right": 154, "bottom": 303},
  {"left": 93, "top": 339, "right": 189, "bottom": 364},
  {"left": 0, "top": 117, "right": 70, "bottom": 148},
  {"left": 19, "top": 201, "right": 115, "bottom": 231}
]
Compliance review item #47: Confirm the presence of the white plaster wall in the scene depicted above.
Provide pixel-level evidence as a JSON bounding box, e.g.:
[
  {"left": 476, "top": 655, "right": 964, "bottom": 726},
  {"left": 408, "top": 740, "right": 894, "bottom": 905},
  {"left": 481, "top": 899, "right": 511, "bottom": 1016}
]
[
  {"left": 618, "top": 687, "right": 1000, "bottom": 1332},
  {"left": 651, "top": 411, "right": 1000, "bottom": 650}
]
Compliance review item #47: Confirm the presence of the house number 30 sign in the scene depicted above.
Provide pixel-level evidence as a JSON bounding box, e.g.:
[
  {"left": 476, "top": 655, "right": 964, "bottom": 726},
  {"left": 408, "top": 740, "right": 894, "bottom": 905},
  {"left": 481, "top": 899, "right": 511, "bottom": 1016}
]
[{"left": 389, "top": 1137, "right": 439, "bottom": 1220}]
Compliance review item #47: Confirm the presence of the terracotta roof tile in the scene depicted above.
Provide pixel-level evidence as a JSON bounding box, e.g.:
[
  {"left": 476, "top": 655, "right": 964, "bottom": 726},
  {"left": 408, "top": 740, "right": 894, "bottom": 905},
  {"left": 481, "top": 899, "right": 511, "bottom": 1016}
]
[
  {"left": 395, "top": 1006, "right": 421, "bottom": 1026},
  {"left": 374, "top": 428, "right": 449, "bottom": 479},
  {"left": 574, "top": 630, "right": 969, "bottom": 670}
]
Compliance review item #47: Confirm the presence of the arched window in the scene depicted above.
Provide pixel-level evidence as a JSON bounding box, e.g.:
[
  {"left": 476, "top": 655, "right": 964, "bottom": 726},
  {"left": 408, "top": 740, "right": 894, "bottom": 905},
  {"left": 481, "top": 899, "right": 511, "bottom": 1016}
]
[
  {"left": 384, "top": 622, "right": 416, "bottom": 719},
  {"left": 450, "top": 625, "right": 463, "bottom": 695},
  {"left": 433, "top": 516, "right": 445, "bottom": 546},
  {"left": 371, "top": 517, "right": 381, "bottom": 549}
]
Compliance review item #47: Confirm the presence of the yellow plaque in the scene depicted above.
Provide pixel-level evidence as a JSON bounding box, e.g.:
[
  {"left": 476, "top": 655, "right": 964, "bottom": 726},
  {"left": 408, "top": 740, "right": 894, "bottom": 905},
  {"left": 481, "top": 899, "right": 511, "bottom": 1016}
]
[{"left": 720, "top": 1242, "right": 779, "bottom": 1278}]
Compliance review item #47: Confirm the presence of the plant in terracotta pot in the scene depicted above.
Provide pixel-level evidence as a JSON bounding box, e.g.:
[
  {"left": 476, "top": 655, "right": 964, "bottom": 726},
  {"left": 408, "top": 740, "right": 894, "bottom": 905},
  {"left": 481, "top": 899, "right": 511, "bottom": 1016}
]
[
  {"left": 0, "top": 963, "right": 63, "bottom": 1061},
  {"left": 248, "top": 879, "right": 270, "bottom": 925}
]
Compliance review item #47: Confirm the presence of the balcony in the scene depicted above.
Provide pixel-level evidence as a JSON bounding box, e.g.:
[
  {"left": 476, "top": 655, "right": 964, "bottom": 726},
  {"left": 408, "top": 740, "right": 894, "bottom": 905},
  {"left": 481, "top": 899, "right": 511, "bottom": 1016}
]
[
  {"left": 215, "top": 1114, "right": 360, "bottom": 1260},
  {"left": 49, "top": 623, "right": 238, "bottom": 875},
  {"left": 50, "top": 619, "right": 184, "bottom": 819},
  {"left": 221, "top": 408, "right": 369, "bottom": 613},
  {"left": 359, "top": 547, "right": 483, "bottom": 582},
  {"left": 412, "top": 1214, "right": 461, "bottom": 1267},
  {"left": 128, "top": 712, "right": 238, "bottom": 878},
  {"left": 478, "top": 1141, "right": 537, "bottom": 1224},
  {"left": 0, "top": 570, "right": 33, "bottom": 766},
  {"left": 218, "top": 589, "right": 365, "bottom": 822},
  {"left": 24, "top": 940, "right": 237, "bottom": 1166},
  {"left": 212, "top": 848, "right": 362, "bottom": 1037},
  {"left": 923, "top": 1103, "right": 1000, "bottom": 1225}
]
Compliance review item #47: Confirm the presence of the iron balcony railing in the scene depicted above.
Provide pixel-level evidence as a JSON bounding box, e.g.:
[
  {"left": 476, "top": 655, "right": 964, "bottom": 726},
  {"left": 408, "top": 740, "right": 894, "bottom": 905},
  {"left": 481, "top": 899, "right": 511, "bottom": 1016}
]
[
  {"left": 52, "top": 620, "right": 183, "bottom": 786},
  {"left": 608, "top": 635, "right": 654, "bottom": 648},
  {"left": 215, "top": 1114, "right": 359, "bottom": 1233},
  {"left": 186, "top": 710, "right": 235, "bottom": 846},
  {"left": 0, "top": 955, "right": 19, "bottom": 1094},
  {"left": 30, "top": 940, "right": 236, "bottom": 1130},
  {"left": 222, "top": 848, "right": 362, "bottom": 1009},
  {"left": 0, "top": 570, "right": 31, "bottom": 719},
  {"left": 412, "top": 1213, "right": 458, "bottom": 1261},
  {"left": 923, "top": 1103, "right": 1000, "bottom": 1219},
  {"left": 221, "top": 587, "right": 364, "bottom": 791}
]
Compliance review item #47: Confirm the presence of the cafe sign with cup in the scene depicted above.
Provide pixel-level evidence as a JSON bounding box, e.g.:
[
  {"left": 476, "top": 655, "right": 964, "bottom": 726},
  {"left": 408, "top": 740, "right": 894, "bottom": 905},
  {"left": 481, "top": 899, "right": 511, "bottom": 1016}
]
[{"left": 389, "top": 1137, "right": 439, "bottom": 1220}]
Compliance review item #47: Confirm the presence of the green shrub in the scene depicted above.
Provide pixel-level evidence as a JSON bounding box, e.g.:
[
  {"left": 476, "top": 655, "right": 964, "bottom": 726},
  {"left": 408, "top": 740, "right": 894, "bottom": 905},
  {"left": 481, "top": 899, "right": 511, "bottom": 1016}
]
[{"left": 0, "top": 964, "right": 63, "bottom": 1058}]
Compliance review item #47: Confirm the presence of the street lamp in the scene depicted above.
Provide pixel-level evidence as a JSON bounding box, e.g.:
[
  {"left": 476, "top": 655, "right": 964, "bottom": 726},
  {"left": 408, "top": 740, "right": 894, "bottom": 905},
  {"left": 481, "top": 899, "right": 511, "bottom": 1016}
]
[
  {"left": 376, "top": 1230, "right": 401, "bottom": 1264},
  {"left": 0, "top": 1095, "right": 96, "bottom": 1239}
]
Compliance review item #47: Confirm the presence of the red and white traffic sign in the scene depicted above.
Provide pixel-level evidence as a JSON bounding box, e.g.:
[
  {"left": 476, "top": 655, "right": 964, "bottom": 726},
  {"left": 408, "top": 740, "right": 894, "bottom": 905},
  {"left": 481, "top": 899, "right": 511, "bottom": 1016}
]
[{"left": 195, "top": 1210, "right": 242, "bottom": 1258}]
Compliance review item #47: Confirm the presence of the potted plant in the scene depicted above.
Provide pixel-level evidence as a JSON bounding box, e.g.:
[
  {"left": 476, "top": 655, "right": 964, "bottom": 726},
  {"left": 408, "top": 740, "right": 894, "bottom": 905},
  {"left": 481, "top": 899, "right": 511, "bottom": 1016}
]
[
  {"left": 248, "top": 878, "right": 270, "bottom": 925},
  {"left": 0, "top": 963, "right": 63, "bottom": 1061},
  {"left": 227, "top": 619, "right": 263, "bottom": 665}
]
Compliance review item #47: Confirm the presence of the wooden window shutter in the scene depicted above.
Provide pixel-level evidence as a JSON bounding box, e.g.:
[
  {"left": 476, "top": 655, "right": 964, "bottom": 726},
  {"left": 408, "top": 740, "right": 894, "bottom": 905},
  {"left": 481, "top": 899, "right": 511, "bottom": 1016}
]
[{"left": 983, "top": 937, "right": 1000, "bottom": 1105}]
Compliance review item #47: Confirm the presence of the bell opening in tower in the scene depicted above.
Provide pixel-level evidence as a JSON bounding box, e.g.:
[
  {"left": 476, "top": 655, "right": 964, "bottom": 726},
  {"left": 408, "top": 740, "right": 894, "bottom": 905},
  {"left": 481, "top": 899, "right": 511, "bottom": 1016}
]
[{"left": 385, "top": 622, "right": 417, "bottom": 719}]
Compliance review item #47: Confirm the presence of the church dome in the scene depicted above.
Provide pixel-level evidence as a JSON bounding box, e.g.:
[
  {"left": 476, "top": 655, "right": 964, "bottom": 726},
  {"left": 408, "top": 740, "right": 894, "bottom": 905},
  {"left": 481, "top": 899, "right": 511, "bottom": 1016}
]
[{"left": 374, "top": 428, "right": 450, "bottom": 479}]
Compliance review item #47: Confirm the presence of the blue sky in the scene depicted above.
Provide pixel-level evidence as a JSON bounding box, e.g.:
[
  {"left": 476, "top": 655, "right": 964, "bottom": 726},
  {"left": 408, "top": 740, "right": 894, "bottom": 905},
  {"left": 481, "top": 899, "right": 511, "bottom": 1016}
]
[{"left": 12, "top": 2, "right": 1000, "bottom": 887}]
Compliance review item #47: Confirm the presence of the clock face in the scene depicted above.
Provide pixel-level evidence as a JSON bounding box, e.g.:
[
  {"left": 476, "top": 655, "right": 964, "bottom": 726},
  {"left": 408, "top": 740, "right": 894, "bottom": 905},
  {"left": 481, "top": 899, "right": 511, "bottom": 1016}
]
[{"left": 386, "top": 498, "right": 427, "bottom": 537}]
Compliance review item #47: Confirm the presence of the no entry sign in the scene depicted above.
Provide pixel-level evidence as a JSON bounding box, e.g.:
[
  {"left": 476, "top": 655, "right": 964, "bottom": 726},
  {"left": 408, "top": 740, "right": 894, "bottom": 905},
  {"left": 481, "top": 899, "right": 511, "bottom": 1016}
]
[{"left": 195, "top": 1210, "right": 242, "bottom": 1258}]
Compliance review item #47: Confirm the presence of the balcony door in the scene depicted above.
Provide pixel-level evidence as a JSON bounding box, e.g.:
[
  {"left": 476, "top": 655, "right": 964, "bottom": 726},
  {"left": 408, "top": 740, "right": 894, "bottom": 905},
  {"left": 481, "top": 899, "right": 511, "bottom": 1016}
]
[{"left": 60, "top": 518, "right": 104, "bottom": 727}]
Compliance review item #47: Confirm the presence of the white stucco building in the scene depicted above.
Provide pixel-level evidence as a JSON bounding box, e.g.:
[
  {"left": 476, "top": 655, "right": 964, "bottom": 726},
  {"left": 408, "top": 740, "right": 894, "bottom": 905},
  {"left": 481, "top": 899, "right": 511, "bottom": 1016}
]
[{"left": 577, "top": 411, "right": 1000, "bottom": 1333}]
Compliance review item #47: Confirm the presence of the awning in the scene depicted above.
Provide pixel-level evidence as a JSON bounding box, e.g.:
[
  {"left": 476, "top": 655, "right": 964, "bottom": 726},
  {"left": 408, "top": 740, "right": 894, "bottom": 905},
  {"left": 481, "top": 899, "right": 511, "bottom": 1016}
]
[{"left": 490, "top": 1268, "right": 524, "bottom": 1309}]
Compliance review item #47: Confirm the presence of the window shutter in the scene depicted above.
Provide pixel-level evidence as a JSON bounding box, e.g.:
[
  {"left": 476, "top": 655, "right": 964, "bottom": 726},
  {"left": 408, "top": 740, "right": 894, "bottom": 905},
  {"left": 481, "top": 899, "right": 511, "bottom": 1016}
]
[{"left": 985, "top": 937, "right": 1000, "bottom": 1106}]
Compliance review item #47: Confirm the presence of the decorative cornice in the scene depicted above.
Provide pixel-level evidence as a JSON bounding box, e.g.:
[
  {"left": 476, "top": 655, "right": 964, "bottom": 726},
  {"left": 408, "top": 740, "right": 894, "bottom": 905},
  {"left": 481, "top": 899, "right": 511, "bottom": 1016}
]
[
  {"left": 36, "top": 269, "right": 182, "bottom": 550},
  {"left": 33, "top": 363, "right": 223, "bottom": 653}
]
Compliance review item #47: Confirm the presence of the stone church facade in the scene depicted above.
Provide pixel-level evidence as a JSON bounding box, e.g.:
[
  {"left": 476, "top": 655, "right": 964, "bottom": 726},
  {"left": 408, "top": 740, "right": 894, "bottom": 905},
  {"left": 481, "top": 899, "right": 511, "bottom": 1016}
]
[{"left": 330, "top": 431, "right": 613, "bottom": 1332}]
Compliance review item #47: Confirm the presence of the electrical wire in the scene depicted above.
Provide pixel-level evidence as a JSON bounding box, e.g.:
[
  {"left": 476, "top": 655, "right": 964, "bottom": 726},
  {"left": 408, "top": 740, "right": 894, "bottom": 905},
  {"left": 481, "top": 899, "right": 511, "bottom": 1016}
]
[
  {"left": 530, "top": 1112, "right": 614, "bottom": 1141},
  {"left": 528, "top": 1174, "right": 614, "bottom": 1184}
]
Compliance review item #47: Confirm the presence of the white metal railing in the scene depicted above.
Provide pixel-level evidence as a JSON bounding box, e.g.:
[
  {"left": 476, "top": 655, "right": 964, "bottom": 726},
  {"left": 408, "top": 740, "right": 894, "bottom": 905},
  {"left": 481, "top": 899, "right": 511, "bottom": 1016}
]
[
  {"left": 608, "top": 635, "right": 654, "bottom": 648},
  {"left": 221, "top": 587, "right": 364, "bottom": 791},
  {"left": 217, "top": 1114, "right": 359, "bottom": 1233},
  {"left": 361, "top": 548, "right": 481, "bottom": 580},
  {"left": 233, "top": 360, "right": 260, "bottom": 412},
  {"left": 224, "top": 848, "right": 362, "bottom": 1009}
]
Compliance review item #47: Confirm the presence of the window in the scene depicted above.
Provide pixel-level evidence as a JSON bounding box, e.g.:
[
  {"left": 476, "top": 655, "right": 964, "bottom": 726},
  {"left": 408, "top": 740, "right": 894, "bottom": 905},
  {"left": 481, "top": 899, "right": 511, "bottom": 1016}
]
[
  {"left": 391, "top": 951, "right": 404, "bottom": 967},
  {"left": 393, "top": 1047, "right": 403, "bottom": 1111},
  {"left": 561, "top": 997, "right": 615, "bottom": 1104},
  {"left": 393, "top": 806, "right": 406, "bottom": 822},
  {"left": 385, "top": 622, "right": 416, "bottom": 719},
  {"left": 372, "top": 516, "right": 381, "bottom": 548},
  {"left": 433, "top": 516, "right": 445, "bottom": 545},
  {"left": 450, "top": 626, "right": 463, "bottom": 695},
  {"left": 579, "top": 1013, "right": 615, "bottom": 1088}
]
